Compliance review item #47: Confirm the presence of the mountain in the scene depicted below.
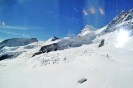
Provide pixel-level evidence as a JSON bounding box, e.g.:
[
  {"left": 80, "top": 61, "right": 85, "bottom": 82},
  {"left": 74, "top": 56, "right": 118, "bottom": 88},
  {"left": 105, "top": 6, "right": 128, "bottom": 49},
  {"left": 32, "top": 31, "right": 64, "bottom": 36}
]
[
  {"left": 0, "top": 38, "right": 38, "bottom": 49},
  {"left": 47, "top": 36, "right": 59, "bottom": 42},
  {"left": 0, "top": 9, "right": 133, "bottom": 88},
  {"left": 78, "top": 25, "right": 96, "bottom": 36},
  {"left": 102, "top": 9, "right": 133, "bottom": 34}
]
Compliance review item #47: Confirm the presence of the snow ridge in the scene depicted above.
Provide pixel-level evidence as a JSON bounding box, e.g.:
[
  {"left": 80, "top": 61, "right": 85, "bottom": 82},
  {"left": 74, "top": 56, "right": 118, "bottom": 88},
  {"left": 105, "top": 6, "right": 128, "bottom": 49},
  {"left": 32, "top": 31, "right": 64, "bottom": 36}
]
[
  {"left": 102, "top": 9, "right": 133, "bottom": 34},
  {"left": 78, "top": 25, "right": 96, "bottom": 36}
]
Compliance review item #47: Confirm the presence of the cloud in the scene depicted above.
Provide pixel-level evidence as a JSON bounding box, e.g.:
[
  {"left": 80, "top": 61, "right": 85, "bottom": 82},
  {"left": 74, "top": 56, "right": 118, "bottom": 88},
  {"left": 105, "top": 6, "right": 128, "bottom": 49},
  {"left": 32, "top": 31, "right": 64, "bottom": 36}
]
[
  {"left": 0, "top": 25, "right": 31, "bottom": 30},
  {"left": 89, "top": 6, "right": 95, "bottom": 14},
  {"left": 2, "top": 21, "right": 5, "bottom": 26},
  {"left": 99, "top": 7, "right": 105, "bottom": 15},
  {"left": 0, "top": 29, "right": 30, "bottom": 39},
  {"left": 0, "top": 25, "right": 42, "bottom": 30},
  {"left": 0, "top": 29, "right": 21, "bottom": 35},
  {"left": 0, "top": 30, "right": 23, "bottom": 42},
  {"left": 66, "top": 33, "right": 75, "bottom": 38},
  {"left": 22, "top": 34, "right": 30, "bottom": 38}
]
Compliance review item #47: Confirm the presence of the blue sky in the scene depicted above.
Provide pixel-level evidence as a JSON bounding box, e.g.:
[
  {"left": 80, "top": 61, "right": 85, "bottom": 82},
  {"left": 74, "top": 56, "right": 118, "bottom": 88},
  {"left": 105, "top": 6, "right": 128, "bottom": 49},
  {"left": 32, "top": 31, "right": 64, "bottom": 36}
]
[{"left": 0, "top": 0, "right": 133, "bottom": 41}]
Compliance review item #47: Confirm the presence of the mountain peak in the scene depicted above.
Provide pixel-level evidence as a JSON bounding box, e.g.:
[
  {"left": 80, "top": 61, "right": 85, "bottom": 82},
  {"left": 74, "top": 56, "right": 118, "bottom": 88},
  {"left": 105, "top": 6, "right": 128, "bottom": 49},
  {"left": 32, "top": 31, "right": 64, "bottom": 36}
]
[
  {"left": 78, "top": 25, "right": 96, "bottom": 36},
  {"left": 103, "top": 9, "right": 133, "bottom": 33},
  {"left": 47, "top": 36, "right": 59, "bottom": 42},
  {"left": 83, "top": 25, "right": 96, "bottom": 31}
]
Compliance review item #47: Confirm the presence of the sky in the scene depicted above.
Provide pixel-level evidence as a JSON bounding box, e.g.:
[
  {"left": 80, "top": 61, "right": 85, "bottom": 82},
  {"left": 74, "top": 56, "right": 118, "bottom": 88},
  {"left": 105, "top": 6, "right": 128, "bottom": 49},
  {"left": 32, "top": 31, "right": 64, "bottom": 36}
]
[{"left": 0, "top": 0, "right": 133, "bottom": 41}]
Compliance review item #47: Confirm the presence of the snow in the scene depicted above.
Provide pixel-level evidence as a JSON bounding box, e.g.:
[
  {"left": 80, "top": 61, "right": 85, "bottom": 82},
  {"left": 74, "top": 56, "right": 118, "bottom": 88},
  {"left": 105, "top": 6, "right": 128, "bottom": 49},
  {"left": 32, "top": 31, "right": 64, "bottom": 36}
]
[
  {"left": 78, "top": 25, "right": 96, "bottom": 36},
  {"left": 47, "top": 36, "right": 59, "bottom": 42},
  {"left": 0, "top": 39, "right": 4, "bottom": 42},
  {"left": 0, "top": 10, "right": 133, "bottom": 88},
  {"left": 0, "top": 30, "right": 133, "bottom": 88}
]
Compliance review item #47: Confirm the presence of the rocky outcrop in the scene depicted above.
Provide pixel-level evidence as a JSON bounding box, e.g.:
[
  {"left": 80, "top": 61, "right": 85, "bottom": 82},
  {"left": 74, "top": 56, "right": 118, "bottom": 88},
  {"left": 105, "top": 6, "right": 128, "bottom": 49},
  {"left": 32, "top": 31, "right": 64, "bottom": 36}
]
[
  {"left": 32, "top": 43, "right": 60, "bottom": 57},
  {"left": 98, "top": 39, "right": 105, "bottom": 47},
  {"left": 78, "top": 78, "right": 87, "bottom": 84},
  {"left": 0, "top": 54, "right": 14, "bottom": 61}
]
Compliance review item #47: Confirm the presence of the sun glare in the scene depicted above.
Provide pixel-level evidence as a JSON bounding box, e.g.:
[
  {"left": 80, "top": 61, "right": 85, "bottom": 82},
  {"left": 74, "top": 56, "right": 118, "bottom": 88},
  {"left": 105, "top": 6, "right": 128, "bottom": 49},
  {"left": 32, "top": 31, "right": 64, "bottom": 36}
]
[{"left": 116, "top": 30, "right": 129, "bottom": 48}]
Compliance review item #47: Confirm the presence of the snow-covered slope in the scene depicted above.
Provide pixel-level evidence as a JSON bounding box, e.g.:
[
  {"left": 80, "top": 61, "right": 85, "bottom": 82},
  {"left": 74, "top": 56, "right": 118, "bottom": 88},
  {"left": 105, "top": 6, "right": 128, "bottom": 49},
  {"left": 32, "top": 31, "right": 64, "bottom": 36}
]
[
  {"left": 0, "top": 9, "right": 133, "bottom": 88},
  {"left": 101, "top": 9, "right": 133, "bottom": 34}
]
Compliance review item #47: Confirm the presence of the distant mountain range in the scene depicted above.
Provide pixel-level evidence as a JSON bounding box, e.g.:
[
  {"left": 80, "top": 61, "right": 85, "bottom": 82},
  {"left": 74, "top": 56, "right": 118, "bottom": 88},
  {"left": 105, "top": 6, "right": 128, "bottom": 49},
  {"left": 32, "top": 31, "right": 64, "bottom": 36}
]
[{"left": 0, "top": 38, "right": 38, "bottom": 49}]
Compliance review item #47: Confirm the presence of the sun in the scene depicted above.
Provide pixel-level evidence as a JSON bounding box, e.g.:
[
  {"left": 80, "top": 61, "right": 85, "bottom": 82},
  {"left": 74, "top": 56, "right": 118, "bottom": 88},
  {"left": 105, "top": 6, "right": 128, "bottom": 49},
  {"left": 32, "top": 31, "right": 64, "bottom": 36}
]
[{"left": 116, "top": 29, "right": 129, "bottom": 48}]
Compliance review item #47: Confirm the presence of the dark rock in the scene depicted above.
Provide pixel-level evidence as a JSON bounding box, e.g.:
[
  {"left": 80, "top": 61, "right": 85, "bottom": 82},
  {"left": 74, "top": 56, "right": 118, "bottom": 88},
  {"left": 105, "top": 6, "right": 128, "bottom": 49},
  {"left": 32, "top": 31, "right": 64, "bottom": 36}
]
[
  {"left": 0, "top": 45, "right": 5, "bottom": 49},
  {"left": 0, "top": 54, "right": 14, "bottom": 61},
  {"left": 98, "top": 39, "right": 105, "bottom": 47},
  {"left": 32, "top": 51, "right": 42, "bottom": 57},
  {"left": 39, "top": 43, "right": 59, "bottom": 53},
  {"left": 124, "top": 14, "right": 132, "bottom": 21},
  {"left": 78, "top": 78, "right": 87, "bottom": 84},
  {"left": 32, "top": 43, "right": 60, "bottom": 57}
]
